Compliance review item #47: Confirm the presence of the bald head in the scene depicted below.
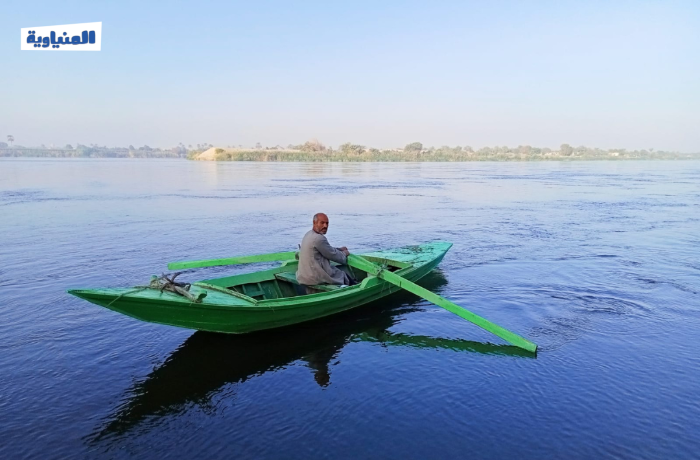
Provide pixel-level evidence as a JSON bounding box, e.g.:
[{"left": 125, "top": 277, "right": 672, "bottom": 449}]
[{"left": 312, "top": 213, "right": 329, "bottom": 234}]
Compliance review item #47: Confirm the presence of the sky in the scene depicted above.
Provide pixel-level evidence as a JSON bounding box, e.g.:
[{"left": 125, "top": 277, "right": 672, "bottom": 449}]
[{"left": 1, "top": 0, "right": 699, "bottom": 151}]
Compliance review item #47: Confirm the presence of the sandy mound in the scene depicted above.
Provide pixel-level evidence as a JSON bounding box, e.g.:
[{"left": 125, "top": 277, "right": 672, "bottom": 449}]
[{"left": 196, "top": 147, "right": 218, "bottom": 161}]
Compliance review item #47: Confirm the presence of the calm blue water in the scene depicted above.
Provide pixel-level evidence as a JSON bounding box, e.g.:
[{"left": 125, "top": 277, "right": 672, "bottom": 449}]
[{"left": 1, "top": 159, "right": 699, "bottom": 459}]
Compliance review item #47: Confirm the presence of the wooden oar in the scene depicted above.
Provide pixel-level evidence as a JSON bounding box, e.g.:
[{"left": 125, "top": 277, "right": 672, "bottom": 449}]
[
  {"left": 346, "top": 255, "right": 537, "bottom": 353},
  {"left": 168, "top": 251, "right": 297, "bottom": 270}
]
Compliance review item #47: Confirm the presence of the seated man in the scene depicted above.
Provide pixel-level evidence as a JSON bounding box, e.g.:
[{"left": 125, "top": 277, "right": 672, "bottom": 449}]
[{"left": 296, "top": 213, "right": 355, "bottom": 291}]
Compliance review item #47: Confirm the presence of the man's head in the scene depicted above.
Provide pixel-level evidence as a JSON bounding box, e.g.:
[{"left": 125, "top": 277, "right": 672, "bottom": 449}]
[{"left": 313, "top": 213, "right": 329, "bottom": 234}]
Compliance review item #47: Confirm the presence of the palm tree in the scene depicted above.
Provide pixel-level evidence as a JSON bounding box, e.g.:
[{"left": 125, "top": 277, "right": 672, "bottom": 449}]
[{"left": 7, "top": 135, "right": 14, "bottom": 146}]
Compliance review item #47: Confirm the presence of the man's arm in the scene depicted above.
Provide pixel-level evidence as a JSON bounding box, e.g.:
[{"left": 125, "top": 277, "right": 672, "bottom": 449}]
[{"left": 315, "top": 237, "right": 348, "bottom": 264}]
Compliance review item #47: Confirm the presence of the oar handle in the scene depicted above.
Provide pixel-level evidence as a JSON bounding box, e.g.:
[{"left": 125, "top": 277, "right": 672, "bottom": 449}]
[{"left": 168, "top": 251, "right": 298, "bottom": 270}]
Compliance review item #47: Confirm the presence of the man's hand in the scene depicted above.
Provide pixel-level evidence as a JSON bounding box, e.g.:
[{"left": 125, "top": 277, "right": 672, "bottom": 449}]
[{"left": 338, "top": 246, "right": 350, "bottom": 256}]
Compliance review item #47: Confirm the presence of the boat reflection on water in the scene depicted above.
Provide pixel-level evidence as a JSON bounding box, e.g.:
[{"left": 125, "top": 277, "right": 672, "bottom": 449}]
[{"left": 89, "top": 270, "right": 534, "bottom": 442}]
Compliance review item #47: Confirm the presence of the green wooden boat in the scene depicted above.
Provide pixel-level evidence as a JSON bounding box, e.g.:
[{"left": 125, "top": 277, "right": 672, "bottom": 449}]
[{"left": 68, "top": 242, "right": 453, "bottom": 334}]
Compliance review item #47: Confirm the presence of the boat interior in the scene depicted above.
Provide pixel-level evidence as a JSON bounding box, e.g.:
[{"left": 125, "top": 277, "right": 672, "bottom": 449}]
[{"left": 198, "top": 256, "right": 411, "bottom": 301}]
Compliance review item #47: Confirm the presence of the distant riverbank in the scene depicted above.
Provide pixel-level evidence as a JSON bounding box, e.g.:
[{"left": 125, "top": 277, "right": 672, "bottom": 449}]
[
  {"left": 3, "top": 145, "right": 698, "bottom": 162},
  {"left": 193, "top": 146, "right": 699, "bottom": 162}
]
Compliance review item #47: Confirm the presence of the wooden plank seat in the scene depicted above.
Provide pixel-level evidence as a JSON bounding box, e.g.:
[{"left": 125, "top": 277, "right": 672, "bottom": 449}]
[{"left": 274, "top": 272, "right": 343, "bottom": 292}]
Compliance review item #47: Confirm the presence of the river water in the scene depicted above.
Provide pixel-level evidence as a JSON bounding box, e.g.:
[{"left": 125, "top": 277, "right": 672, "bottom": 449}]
[{"left": 1, "top": 159, "right": 699, "bottom": 459}]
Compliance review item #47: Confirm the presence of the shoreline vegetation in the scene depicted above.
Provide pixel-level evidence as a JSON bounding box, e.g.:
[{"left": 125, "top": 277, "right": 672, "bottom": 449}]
[
  {"left": 0, "top": 144, "right": 187, "bottom": 159},
  {"left": 1, "top": 140, "right": 698, "bottom": 162}
]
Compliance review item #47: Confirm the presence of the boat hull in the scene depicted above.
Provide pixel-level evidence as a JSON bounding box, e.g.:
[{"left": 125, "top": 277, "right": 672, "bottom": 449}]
[{"left": 69, "top": 242, "right": 452, "bottom": 333}]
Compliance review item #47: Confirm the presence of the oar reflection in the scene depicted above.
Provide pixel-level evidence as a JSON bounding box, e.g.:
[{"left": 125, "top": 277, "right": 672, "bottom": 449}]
[{"left": 356, "top": 331, "right": 536, "bottom": 358}]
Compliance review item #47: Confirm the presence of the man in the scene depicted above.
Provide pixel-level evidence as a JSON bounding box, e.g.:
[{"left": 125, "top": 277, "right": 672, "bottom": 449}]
[{"left": 296, "top": 213, "right": 355, "bottom": 289}]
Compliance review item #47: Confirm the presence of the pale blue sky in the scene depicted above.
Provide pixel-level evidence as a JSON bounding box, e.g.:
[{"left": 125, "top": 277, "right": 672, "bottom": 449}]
[{"left": 2, "top": 1, "right": 698, "bottom": 151}]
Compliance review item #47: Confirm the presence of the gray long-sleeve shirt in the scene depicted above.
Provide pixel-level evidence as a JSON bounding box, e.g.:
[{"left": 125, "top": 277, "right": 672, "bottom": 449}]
[{"left": 296, "top": 230, "right": 350, "bottom": 285}]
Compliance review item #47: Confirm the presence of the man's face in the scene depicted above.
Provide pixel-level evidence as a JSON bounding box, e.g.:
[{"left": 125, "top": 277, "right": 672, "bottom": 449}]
[{"left": 313, "top": 214, "right": 329, "bottom": 234}]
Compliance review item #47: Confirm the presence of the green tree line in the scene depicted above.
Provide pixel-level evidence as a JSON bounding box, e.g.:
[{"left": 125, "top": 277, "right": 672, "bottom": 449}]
[{"left": 210, "top": 142, "right": 698, "bottom": 162}]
